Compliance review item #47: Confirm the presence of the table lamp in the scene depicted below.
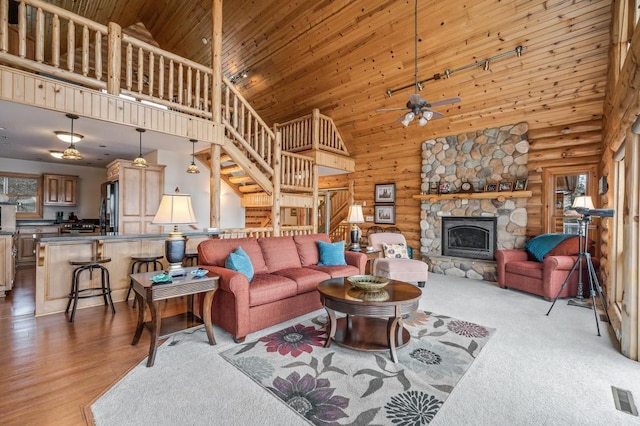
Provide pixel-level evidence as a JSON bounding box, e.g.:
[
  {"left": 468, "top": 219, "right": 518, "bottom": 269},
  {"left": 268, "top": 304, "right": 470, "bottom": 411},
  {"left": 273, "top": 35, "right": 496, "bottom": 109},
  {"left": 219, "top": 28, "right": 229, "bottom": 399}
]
[
  {"left": 572, "top": 195, "right": 594, "bottom": 210},
  {"left": 152, "top": 187, "right": 197, "bottom": 276},
  {"left": 346, "top": 204, "right": 364, "bottom": 251}
]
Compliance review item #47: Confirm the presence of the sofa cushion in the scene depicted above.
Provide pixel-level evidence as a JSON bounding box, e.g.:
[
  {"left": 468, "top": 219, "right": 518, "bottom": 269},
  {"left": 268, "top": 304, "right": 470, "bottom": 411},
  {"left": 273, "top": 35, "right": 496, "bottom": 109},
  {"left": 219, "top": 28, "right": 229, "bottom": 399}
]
[
  {"left": 293, "top": 233, "right": 332, "bottom": 266},
  {"left": 308, "top": 264, "right": 360, "bottom": 278},
  {"left": 225, "top": 247, "right": 254, "bottom": 281},
  {"left": 198, "top": 238, "right": 268, "bottom": 274},
  {"left": 317, "top": 241, "right": 347, "bottom": 266},
  {"left": 382, "top": 242, "right": 409, "bottom": 259},
  {"left": 547, "top": 236, "right": 593, "bottom": 257},
  {"left": 505, "top": 261, "right": 543, "bottom": 280},
  {"left": 273, "top": 268, "right": 331, "bottom": 294},
  {"left": 248, "top": 273, "right": 298, "bottom": 307},
  {"left": 258, "top": 236, "right": 302, "bottom": 273}
]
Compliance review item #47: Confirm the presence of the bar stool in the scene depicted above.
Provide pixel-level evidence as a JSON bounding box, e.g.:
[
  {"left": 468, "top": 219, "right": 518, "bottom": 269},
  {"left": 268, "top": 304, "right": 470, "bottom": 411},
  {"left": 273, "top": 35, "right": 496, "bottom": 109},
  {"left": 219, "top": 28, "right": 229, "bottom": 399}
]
[
  {"left": 65, "top": 257, "right": 114, "bottom": 322},
  {"left": 127, "top": 254, "right": 164, "bottom": 307},
  {"left": 183, "top": 252, "right": 199, "bottom": 267}
]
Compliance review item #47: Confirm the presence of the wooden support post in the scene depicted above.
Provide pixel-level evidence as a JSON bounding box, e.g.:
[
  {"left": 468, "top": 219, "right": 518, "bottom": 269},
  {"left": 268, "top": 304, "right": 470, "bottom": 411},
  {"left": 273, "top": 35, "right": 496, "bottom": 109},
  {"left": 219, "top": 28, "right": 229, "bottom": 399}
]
[
  {"left": 312, "top": 108, "right": 320, "bottom": 151},
  {"left": 273, "top": 132, "right": 282, "bottom": 236},
  {"left": 312, "top": 162, "right": 319, "bottom": 233},
  {"left": 211, "top": 0, "right": 222, "bottom": 123},
  {"left": 107, "top": 22, "right": 121, "bottom": 95},
  {"left": 210, "top": 143, "right": 221, "bottom": 228},
  {"left": 0, "top": 0, "right": 7, "bottom": 53}
]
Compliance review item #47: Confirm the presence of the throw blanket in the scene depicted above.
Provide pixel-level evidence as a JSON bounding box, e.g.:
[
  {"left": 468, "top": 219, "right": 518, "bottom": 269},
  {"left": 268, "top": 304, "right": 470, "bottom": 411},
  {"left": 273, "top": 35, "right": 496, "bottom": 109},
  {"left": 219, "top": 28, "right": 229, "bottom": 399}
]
[{"left": 525, "top": 233, "right": 575, "bottom": 262}]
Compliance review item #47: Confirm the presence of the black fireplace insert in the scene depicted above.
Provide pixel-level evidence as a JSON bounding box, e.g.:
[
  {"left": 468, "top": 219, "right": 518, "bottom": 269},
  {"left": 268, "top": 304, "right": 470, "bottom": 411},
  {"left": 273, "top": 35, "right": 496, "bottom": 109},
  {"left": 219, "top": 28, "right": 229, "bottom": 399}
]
[{"left": 441, "top": 217, "right": 497, "bottom": 260}]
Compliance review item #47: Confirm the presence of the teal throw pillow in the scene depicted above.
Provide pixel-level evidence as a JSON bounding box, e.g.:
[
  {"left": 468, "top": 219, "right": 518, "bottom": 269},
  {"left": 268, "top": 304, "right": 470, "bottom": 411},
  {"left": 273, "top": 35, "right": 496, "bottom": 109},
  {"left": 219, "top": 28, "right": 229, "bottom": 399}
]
[
  {"left": 225, "top": 246, "right": 254, "bottom": 281},
  {"left": 317, "top": 240, "right": 347, "bottom": 266}
]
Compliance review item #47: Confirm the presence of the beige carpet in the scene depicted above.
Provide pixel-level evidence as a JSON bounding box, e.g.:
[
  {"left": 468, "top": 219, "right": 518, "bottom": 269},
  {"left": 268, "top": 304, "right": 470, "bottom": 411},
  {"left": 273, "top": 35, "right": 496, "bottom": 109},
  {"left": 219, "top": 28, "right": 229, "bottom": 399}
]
[{"left": 91, "top": 274, "right": 640, "bottom": 425}]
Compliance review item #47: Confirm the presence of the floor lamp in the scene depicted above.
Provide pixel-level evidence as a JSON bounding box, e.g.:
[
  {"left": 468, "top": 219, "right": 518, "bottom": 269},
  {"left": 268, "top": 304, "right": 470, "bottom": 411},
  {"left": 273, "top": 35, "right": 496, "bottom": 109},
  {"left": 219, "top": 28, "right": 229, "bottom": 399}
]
[
  {"left": 152, "top": 188, "right": 197, "bottom": 277},
  {"left": 347, "top": 204, "right": 364, "bottom": 251},
  {"left": 567, "top": 195, "right": 594, "bottom": 306}
]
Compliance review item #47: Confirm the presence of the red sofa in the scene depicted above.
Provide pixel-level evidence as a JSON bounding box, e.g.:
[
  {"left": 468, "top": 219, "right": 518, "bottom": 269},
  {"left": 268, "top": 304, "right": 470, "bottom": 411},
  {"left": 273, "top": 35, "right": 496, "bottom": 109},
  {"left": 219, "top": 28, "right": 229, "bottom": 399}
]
[
  {"left": 197, "top": 234, "right": 366, "bottom": 342},
  {"left": 495, "top": 236, "right": 598, "bottom": 301}
]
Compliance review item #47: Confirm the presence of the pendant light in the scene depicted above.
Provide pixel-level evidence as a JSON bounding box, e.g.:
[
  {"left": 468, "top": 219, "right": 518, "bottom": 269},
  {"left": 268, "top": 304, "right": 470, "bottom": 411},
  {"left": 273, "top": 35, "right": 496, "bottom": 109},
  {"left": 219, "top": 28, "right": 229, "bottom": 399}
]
[
  {"left": 133, "top": 128, "right": 148, "bottom": 168},
  {"left": 61, "top": 114, "right": 83, "bottom": 160},
  {"left": 186, "top": 139, "right": 200, "bottom": 174}
]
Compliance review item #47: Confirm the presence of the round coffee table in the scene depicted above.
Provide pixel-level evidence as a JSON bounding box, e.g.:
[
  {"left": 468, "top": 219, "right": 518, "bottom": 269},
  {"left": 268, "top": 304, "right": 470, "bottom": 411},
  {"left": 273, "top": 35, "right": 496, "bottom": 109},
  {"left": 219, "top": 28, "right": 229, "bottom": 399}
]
[{"left": 317, "top": 277, "right": 422, "bottom": 362}]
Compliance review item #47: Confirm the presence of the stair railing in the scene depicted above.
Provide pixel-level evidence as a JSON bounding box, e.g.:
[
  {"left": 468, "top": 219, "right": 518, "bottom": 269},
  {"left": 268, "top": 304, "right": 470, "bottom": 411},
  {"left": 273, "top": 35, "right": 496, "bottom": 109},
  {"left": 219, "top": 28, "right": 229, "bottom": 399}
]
[{"left": 275, "top": 109, "right": 350, "bottom": 155}]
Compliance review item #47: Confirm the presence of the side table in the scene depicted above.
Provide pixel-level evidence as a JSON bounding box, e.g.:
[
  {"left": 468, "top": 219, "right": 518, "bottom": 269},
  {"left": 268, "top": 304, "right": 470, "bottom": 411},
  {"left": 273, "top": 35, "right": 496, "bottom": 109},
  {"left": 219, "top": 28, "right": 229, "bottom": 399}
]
[
  {"left": 362, "top": 249, "right": 381, "bottom": 274},
  {"left": 130, "top": 267, "right": 219, "bottom": 367}
]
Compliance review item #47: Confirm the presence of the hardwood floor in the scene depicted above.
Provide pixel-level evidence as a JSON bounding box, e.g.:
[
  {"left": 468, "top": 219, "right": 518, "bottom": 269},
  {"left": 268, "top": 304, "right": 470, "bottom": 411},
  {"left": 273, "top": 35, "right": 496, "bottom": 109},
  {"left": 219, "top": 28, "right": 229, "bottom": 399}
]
[{"left": 0, "top": 266, "right": 186, "bottom": 425}]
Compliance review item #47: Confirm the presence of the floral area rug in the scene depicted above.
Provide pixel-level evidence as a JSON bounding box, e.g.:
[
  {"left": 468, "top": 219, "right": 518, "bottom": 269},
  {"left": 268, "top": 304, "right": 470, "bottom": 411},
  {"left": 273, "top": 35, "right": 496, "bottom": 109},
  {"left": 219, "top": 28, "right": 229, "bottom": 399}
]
[{"left": 220, "top": 311, "right": 494, "bottom": 425}]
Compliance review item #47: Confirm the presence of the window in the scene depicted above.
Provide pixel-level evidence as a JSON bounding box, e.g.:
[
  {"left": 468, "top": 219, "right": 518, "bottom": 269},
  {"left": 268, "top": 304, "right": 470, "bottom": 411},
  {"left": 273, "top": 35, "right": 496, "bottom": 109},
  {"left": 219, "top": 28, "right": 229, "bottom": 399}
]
[{"left": 0, "top": 172, "right": 42, "bottom": 218}]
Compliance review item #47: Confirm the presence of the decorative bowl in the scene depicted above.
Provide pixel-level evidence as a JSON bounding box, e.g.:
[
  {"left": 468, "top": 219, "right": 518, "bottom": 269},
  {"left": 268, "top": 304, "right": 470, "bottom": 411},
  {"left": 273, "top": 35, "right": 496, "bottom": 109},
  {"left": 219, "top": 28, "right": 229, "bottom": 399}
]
[
  {"left": 150, "top": 272, "right": 173, "bottom": 284},
  {"left": 190, "top": 268, "right": 208, "bottom": 278},
  {"left": 347, "top": 275, "right": 390, "bottom": 291}
]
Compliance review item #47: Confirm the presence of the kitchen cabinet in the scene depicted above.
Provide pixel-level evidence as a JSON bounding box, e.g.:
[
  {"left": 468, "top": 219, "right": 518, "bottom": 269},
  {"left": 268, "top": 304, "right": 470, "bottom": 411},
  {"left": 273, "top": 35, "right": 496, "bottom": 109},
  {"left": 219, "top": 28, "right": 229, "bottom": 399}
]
[
  {"left": 43, "top": 174, "right": 78, "bottom": 206},
  {"left": 0, "top": 234, "right": 15, "bottom": 296},
  {"left": 106, "top": 160, "right": 165, "bottom": 235},
  {"left": 17, "top": 225, "right": 59, "bottom": 267}
]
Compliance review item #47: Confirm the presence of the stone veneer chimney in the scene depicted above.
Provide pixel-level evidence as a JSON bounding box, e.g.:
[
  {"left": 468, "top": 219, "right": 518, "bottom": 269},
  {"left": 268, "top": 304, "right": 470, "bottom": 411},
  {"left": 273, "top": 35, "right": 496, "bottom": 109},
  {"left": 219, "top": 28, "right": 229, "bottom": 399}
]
[{"left": 419, "top": 123, "right": 529, "bottom": 281}]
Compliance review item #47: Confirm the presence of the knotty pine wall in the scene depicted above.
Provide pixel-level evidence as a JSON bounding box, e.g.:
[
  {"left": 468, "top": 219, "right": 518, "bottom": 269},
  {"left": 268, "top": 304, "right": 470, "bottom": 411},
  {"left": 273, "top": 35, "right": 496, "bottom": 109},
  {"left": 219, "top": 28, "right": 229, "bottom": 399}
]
[{"left": 320, "top": 118, "right": 603, "bottom": 253}]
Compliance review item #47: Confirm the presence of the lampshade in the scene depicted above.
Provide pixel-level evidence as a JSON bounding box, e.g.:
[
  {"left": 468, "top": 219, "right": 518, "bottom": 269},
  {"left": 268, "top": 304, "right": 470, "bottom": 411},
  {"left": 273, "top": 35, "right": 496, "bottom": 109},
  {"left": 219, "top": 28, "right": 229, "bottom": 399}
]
[
  {"left": 132, "top": 128, "right": 148, "bottom": 168},
  {"left": 54, "top": 131, "right": 84, "bottom": 143},
  {"left": 572, "top": 196, "right": 594, "bottom": 210},
  {"left": 152, "top": 188, "right": 197, "bottom": 226},
  {"left": 152, "top": 188, "right": 197, "bottom": 276},
  {"left": 346, "top": 204, "right": 364, "bottom": 223},
  {"left": 418, "top": 116, "right": 428, "bottom": 126},
  {"left": 59, "top": 113, "right": 83, "bottom": 160}
]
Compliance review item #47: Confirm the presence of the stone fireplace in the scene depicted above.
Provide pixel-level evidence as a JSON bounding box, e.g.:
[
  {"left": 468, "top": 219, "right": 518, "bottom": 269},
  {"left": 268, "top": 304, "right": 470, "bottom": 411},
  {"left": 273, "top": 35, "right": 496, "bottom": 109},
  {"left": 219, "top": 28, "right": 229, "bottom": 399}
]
[{"left": 419, "top": 123, "right": 529, "bottom": 281}]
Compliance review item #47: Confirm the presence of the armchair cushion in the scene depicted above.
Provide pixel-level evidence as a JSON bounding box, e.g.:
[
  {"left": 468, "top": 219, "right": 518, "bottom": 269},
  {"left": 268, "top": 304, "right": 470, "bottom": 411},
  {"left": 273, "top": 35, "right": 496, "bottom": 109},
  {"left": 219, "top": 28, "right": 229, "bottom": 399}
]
[
  {"left": 317, "top": 241, "right": 347, "bottom": 266},
  {"left": 225, "top": 247, "right": 254, "bottom": 281},
  {"left": 382, "top": 243, "right": 409, "bottom": 259}
]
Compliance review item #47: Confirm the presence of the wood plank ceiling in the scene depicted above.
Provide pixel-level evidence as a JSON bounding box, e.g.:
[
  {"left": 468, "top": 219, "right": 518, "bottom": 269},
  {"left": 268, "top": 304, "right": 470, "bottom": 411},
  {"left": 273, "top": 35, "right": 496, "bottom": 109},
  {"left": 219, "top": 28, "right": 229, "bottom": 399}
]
[{"left": 45, "top": 0, "right": 612, "bottom": 241}]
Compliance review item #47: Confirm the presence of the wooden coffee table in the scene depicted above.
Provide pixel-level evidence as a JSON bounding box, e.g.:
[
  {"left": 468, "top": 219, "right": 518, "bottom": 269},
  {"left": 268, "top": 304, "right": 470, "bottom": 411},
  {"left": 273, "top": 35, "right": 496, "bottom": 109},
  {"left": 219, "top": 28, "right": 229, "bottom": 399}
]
[
  {"left": 317, "top": 277, "right": 422, "bottom": 362},
  {"left": 130, "top": 267, "right": 219, "bottom": 367}
]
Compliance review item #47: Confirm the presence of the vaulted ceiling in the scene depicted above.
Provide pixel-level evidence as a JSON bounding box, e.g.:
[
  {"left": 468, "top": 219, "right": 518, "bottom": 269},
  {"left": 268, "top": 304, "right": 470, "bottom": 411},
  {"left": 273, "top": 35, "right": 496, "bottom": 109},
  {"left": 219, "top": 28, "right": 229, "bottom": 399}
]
[{"left": 40, "top": 0, "right": 612, "bottom": 146}]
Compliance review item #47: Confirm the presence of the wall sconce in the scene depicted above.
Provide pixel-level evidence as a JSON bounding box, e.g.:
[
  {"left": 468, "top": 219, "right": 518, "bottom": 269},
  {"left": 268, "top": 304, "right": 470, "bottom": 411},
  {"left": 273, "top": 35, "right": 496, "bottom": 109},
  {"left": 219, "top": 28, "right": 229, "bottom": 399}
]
[{"left": 132, "top": 128, "right": 148, "bottom": 168}]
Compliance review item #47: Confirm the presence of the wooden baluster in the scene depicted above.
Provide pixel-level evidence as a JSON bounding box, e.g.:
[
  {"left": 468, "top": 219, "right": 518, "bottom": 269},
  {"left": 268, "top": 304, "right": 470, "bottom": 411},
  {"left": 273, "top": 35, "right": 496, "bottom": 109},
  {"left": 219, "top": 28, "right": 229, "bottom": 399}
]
[
  {"left": 67, "top": 19, "right": 75, "bottom": 71},
  {"left": 178, "top": 63, "right": 183, "bottom": 104},
  {"left": 224, "top": 84, "right": 230, "bottom": 121},
  {"left": 18, "top": 1, "right": 25, "bottom": 58},
  {"left": 125, "top": 42, "right": 132, "bottom": 90},
  {"left": 186, "top": 66, "right": 192, "bottom": 107},
  {"left": 233, "top": 94, "right": 238, "bottom": 129},
  {"left": 82, "top": 25, "right": 89, "bottom": 76},
  {"left": 51, "top": 14, "right": 60, "bottom": 67},
  {"left": 137, "top": 47, "right": 143, "bottom": 93},
  {"left": 203, "top": 72, "right": 209, "bottom": 114},
  {"left": 35, "top": 7, "right": 43, "bottom": 63},
  {"left": 240, "top": 103, "right": 245, "bottom": 138},
  {"left": 94, "top": 31, "right": 102, "bottom": 80},
  {"left": 0, "top": 0, "right": 7, "bottom": 53},
  {"left": 195, "top": 69, "right": 201, "bottom": 111},
  {"left": 148, "top": 51, "right": 154, "bottom": 96},
  {"left": 158, "top": 56, "right": 164, "bottom": 99},
  {"left": 168, "top": 59, "right": 174, "bottom": 102}
]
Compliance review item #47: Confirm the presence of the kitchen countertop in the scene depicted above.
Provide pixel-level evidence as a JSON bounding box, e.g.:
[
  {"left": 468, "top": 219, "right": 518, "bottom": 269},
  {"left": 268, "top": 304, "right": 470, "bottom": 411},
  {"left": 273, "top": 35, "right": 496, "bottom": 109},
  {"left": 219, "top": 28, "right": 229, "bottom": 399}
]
[
  {"left": 37, "top": 230, "right": 224, "bottom": 243},
  {"left": 0, "top": 231, "right": 15, "bottom": 235}
]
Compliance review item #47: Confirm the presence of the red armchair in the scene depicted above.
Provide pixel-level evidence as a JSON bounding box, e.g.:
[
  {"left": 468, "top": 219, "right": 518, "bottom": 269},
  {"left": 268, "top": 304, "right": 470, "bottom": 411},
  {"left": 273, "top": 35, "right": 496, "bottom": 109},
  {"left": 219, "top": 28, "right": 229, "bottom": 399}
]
[{"left": 495, "top": 236, "right": 597, "bottom": 301}]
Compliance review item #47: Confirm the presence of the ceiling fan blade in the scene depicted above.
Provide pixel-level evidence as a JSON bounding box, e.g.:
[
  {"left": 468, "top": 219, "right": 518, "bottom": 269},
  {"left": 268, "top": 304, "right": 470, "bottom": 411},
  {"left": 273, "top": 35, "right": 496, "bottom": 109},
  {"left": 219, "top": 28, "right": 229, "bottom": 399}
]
[
  {"left": 393, "top": 113, "right": 407, "bottom": 124},
  {"left": 425, "top": 96, "right": 462, "bottom": 108},
  {"left": 376, "top": 107, "right": 408, "bottom": 112},
  {"left": 428, "top": 110, "right": 444, "bottom": 119}
]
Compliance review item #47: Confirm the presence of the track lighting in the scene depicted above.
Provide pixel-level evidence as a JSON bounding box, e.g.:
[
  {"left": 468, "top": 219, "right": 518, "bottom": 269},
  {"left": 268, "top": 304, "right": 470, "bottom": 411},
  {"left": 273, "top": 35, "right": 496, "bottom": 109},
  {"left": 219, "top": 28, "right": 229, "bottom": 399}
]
[{"left": 484, "top": 60, "right": 490, "bottom": 71}]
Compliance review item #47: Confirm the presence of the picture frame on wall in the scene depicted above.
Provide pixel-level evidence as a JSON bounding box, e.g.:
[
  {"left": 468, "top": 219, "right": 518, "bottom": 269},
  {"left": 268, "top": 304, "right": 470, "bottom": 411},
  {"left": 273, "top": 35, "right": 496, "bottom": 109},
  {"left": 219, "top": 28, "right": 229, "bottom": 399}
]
[
  {"left": 375, "top": 183, "right": 396, "bottom": 203},
  {"left": 514, "top": 178, "right": 528, "bottom": 191},
  {"left": 374, "top": 205, "right": 395, "bottom": 224}
]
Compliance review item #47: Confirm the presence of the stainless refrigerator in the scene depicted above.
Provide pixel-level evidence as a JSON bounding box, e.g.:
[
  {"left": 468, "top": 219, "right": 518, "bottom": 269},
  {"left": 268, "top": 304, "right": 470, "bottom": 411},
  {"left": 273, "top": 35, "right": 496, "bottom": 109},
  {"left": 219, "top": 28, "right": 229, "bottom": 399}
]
[{"left": 99, "top": 181, "right": 118, "bottom": 234}]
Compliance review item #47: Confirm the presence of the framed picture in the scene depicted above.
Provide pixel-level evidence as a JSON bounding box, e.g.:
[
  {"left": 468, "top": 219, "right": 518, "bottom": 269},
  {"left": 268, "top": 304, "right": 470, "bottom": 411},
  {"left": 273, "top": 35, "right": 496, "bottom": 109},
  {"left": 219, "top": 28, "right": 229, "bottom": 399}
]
[
  {"left": 375, "top": 183, "right": 395, "bottom": 203},
  {"left": 499, "top": 181, "right": 513, "bottom": 192},
  {"left": 514, "top": 178, "right": 528, "bottom": 191},
  {"left": 290, "top": 208, "right": 297, "bottom": 217},
  {"left": 484, "top": 183, "right": 498, "bottom": 192},
  {"left": 438, "top": 183, "right": 451, "bottom": 194},
  {"left": 374, "top": 205, "right": 395, "bottom": 224}
]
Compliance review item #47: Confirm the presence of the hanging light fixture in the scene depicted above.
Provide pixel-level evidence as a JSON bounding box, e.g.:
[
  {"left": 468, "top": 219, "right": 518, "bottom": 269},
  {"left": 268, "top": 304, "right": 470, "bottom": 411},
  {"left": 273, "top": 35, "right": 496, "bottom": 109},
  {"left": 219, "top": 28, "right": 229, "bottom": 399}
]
[
  {"left": 61, "top": 114, "right": 82, "bottom": 160},
  {"left": 133, "top": 128, "right": 148, "bottom": 168},
  {"left": 186, "top": 139, "right": 200, "bottom": 174}
]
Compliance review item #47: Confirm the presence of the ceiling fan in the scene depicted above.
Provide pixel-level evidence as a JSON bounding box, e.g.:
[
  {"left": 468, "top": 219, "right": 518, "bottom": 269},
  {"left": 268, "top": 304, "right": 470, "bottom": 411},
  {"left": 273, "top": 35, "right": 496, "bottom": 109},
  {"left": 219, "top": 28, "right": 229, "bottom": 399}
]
[{"left": 377, "top": 0, "right": 461, "bottom": 127}]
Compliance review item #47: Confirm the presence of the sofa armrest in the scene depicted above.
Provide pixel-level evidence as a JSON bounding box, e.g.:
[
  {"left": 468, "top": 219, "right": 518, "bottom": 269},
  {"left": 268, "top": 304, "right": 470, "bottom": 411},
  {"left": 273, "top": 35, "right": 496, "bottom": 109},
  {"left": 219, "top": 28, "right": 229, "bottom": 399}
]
[
  {"left": 199, "top": 265, "right": 250, "bottom": 300},
  {"left": 495, "top": 249, "right": 529, "bottom": 287},
  {"left": 345, "top": 251, "right": 367, "bottom": 274}
]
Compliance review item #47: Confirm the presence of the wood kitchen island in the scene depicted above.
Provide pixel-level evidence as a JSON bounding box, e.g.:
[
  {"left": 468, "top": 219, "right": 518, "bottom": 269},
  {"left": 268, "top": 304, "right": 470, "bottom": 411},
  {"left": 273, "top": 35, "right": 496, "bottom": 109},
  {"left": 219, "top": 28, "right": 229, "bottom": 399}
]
[{"left": 34, "top": 232, "right": 222, "bottom": 316}]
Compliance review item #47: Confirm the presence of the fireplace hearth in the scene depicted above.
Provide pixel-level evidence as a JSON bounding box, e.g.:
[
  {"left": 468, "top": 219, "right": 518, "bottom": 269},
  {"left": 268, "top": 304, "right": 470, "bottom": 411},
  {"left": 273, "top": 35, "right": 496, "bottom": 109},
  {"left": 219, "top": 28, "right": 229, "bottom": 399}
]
[{"left": 441, "top": 217, "right": 497, "bottom": 260}]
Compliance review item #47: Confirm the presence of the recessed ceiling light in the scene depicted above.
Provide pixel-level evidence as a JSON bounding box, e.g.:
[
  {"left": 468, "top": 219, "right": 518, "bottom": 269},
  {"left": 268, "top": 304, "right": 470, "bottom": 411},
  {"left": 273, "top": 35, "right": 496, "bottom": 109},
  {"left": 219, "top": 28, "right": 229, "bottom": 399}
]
[{"left": 99, "top": 145, "right": 106, "bottom": 148}]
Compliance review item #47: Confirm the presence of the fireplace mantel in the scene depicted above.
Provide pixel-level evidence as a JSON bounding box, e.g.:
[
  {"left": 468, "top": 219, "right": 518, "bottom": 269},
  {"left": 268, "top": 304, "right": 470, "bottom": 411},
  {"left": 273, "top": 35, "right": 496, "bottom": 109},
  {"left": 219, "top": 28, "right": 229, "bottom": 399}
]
[{"left": 413, "top": 190, "right": 532, "bottom": 203}]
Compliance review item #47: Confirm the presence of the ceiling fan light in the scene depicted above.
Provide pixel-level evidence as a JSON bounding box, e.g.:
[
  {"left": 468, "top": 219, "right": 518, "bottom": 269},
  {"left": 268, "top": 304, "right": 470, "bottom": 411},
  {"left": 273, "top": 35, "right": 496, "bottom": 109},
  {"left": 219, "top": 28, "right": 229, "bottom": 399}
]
[
  {"left": 422, "top": 110, "right": 434, "bottom": 120},
  {"left": 418, "top": 116, "right": 429, "bottom": 126},
  {"left": 401, "top": 118, "right": 411, "bottom": 127},
  {"left": 405, "top": 112, "right": 415, "bottom": 121}
]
